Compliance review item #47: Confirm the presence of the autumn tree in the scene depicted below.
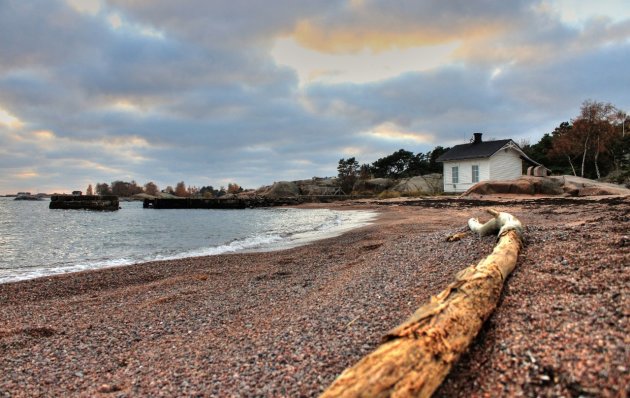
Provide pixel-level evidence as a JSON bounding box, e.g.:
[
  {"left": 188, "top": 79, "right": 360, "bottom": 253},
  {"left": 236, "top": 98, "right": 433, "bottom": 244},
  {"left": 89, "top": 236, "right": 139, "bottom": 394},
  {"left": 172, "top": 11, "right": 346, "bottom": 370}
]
[
  {"left": 549, "top": 122, "right": 579, "bottom": 176},
  {"left": 227, "top": 183, "right": 242, "bottom": 194},
  {"left": 86, "top": 184, "right": 94, "bottom": 196},
  {"left": 111, "top": 180, "right": 143, "bottom": 197},
  {"left": 144, "top": 181, "right": 159, "bottom": 196},
  {"left": 572, "top": 100, "right": 617, "bottom": 178},
  {"left": 174, "top": 181, "right": 188, "bottom": 197}
]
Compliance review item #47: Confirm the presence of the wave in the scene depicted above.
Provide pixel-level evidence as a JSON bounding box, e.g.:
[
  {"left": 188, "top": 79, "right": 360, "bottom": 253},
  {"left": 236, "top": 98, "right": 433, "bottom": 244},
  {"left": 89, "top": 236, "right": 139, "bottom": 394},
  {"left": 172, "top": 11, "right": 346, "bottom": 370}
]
[{"left": 0, "top": 209, "right": 378, "bottom": 284}]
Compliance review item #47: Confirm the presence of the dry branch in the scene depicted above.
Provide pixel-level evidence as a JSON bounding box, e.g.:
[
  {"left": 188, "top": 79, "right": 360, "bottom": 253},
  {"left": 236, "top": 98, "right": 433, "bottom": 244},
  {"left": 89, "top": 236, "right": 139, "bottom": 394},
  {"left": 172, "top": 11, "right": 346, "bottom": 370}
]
[{"left": 320, "top": 209, "right": 523, "bottom": 398}]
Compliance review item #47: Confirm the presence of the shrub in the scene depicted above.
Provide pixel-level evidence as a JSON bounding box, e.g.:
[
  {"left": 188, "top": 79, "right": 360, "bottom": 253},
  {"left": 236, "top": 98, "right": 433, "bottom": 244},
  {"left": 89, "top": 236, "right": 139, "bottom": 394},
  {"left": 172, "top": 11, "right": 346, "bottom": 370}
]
[
  {"left": 401, "top": 190, "right": 428, "bottom": 198},
  {"left": 377, "top": 190, "right": 401, "bottom": 199}
]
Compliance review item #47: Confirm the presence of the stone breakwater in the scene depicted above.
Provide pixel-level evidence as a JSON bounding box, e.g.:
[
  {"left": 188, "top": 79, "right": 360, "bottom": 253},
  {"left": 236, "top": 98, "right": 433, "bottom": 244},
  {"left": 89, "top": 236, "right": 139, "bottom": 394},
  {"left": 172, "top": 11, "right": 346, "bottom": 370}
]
[
  {"left": 49, "top": 195, "right": 119, "bottom": 211},
  {"left": 142, "top": 195, "right": 369, "bottom": 209}
]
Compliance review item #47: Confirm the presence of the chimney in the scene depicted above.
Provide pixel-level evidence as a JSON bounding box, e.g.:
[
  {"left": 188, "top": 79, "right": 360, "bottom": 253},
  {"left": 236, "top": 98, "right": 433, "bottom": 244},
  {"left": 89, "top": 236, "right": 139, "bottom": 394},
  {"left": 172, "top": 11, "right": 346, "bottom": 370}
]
[{"left": 473, "top": 133, "right": 483, "bottom": 144}]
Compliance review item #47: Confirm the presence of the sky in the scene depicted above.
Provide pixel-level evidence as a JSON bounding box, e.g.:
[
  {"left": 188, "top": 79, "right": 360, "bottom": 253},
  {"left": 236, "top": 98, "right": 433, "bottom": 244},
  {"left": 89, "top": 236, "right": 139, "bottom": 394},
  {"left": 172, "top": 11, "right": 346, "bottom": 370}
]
[{"left": 1, "top": 0, "right": 629, "bottom": 194}]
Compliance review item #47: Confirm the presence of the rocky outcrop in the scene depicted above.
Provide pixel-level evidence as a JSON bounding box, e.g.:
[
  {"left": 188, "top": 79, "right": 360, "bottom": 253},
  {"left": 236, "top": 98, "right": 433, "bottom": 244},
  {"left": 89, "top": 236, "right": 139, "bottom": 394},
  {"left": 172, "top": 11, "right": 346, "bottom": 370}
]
[
  {"left": 463, "top": 176, "right": 630, "bottom": 197},
  {"left": 391, "top": 174, "right": 443, "bottom": 195},
  {"left": 253, "top": 174, "right": 446, "bottom": 199},
  {"left": 256, "top": 181, "right": 300, "bottom": 198},
  {"left": 295, "top": 178, "right": 340, "bottom": 195}
]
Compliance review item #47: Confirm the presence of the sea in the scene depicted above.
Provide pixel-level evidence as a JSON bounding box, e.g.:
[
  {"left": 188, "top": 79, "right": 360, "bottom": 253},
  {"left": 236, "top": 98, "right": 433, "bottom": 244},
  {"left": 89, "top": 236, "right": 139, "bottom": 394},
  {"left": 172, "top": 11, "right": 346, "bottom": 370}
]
[{"left": 0, "top": 197, "right": 377, "bottom": 284}]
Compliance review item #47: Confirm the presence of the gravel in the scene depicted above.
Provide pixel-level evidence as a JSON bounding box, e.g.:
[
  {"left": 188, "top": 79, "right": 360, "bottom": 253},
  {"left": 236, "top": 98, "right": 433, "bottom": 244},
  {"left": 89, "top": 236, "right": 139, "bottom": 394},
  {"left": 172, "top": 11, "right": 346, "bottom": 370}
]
[{"left": 1, "top": 196, "right": 628, "bottom": 397}]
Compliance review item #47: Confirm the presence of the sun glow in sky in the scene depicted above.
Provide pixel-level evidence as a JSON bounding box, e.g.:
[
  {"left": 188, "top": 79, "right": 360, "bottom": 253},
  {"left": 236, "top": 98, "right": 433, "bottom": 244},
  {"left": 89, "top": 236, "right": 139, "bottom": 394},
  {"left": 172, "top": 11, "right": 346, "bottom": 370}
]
[
  {"left": 0, "top": 0, "right": 629, "bottom": 194},
  {"left": 272, "top": 38, "right": 459, "bottom": 85},
  {"left": 0, "top": 108, "right": 23, "bottom": 129}
]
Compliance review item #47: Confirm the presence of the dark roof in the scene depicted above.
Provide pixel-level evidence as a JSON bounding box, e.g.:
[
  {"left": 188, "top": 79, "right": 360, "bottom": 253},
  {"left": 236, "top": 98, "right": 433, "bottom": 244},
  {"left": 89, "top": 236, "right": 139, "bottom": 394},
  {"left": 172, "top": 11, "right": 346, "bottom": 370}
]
[{"left": 435, "top": 139, "right": 513, "bottom": 162}]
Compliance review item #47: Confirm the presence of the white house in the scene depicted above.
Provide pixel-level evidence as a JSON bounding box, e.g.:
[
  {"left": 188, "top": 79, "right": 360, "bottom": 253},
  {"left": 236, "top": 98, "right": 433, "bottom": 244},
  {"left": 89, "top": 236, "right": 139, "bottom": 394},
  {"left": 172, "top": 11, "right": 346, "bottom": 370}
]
[{"left": 436, "top": 133, "right": 541, "bottom": 193}]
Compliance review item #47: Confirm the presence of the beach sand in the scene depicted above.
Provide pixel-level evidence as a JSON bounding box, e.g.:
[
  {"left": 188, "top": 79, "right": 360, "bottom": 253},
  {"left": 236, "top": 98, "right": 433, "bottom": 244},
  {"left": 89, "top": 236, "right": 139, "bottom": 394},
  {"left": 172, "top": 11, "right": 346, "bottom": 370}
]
[{"left": 1, "top": 196, "right": 628, "bottom": 397}]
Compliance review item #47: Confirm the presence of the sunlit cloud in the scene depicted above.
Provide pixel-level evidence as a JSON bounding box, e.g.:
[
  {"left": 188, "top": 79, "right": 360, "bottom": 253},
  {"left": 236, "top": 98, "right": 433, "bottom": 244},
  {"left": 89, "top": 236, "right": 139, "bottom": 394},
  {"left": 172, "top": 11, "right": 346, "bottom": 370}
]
[
  {"left": 341, "top": 146, "right": 365, "bottom": 157},
  {"left": 108, "top": 13, "right": 123, "bottom": 30},
  {"left": 243, "top": 144, "right": 273, "bottom": 153},
  {"left": 552, "top": 0, "right": 630, "bottom": 25},
  {"left": 363, "top": 122, "right": 434, "bottom": 144},
  {"left": 111, "top": 99, "right": 145, "bottom": 113},
  {"left": 71, "top": 159, "right": 124, "bottom": 175},
  {"left": 104, "top": 135, "right": 151, "bottom": 148},
  {"left": 105, "top": 11, "right": 165, "bottom": 39},
  {"left": 66, "top": 0, "right": 102, "bottom": 16},
  {"left": 290, "top": 20, "right": 500, "bottom": 54},
  {"left": 32, "top": 130, "right": 56, "bottom": 140},
  {"left": 16, "top": 170, "right": 39, "bottom": 179},
  {"left": 290, "top": 159, "right": 315, "bottom": 167},
  {"left": 272, "top": 37, "right": 458, "bottom": 85},
  {"left": 0, "top": 108, "right": 24, "bottom": 129}
]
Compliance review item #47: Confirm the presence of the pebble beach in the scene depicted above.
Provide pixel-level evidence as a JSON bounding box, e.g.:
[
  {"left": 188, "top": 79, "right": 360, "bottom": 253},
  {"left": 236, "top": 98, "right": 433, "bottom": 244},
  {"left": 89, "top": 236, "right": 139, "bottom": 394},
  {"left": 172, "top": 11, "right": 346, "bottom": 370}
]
[{"left": 1, "top": 196, "right": 628, "bottom": 397}]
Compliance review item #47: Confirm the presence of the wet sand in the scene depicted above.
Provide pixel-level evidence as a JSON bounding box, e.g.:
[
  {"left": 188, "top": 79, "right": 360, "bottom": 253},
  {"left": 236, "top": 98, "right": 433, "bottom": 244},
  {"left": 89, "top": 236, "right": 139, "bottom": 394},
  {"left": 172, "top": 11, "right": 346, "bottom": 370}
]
[{"left": 1, "top": 196, "right": 628, "bottom": 397}]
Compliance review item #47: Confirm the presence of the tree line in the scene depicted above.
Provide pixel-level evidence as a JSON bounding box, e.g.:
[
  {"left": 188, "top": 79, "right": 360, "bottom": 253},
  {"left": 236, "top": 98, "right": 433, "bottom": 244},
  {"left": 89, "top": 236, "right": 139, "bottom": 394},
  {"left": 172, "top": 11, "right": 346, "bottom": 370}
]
[
  {"left": 337, "top": 147, "right": 449, "bottom": 193},
  {"left": 88, "top": 180, "right": 243, "bottom": 198},
  {"left": 338, "top": 99, "right": 629, "bottom": 192},
  {"left": 521, "top": 100, "right": 629, "bottom": 181}
]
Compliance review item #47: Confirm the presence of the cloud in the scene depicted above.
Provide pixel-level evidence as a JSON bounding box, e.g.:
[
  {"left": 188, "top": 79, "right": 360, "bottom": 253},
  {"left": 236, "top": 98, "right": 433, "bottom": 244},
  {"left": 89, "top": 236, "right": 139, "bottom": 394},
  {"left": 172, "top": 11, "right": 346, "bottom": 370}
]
[
  {"left": 0, "top": 0, "right": 629, "bottom": 194},
  {"left": 287, "top": 1, "right": 531, "bottom": 54}
]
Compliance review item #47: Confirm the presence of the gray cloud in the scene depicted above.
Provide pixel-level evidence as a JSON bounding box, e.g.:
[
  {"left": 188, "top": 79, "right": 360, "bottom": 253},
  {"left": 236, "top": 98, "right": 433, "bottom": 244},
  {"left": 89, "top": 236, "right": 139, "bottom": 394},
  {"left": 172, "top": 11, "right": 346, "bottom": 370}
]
[{"left": 0, "top": 0, "right": 629, "bottom": 194}]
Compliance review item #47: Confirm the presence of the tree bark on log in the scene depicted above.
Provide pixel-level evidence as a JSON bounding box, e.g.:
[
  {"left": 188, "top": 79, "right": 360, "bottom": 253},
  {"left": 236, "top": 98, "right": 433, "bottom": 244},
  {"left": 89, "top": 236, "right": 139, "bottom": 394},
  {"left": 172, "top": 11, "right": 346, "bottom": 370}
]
[{"left": 320, "top": 209, "right": 523, "bottom": 398}]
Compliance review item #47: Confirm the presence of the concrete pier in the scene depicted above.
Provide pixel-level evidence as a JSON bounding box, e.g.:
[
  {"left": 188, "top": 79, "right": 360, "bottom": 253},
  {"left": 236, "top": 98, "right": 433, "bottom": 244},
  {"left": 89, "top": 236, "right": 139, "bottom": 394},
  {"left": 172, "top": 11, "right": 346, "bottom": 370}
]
[
  {"left": 49, "top": 195, "right": 119, "bottom": 211},
  {"left": 142, "top": 195, "right": 367, "bottom": 209}
]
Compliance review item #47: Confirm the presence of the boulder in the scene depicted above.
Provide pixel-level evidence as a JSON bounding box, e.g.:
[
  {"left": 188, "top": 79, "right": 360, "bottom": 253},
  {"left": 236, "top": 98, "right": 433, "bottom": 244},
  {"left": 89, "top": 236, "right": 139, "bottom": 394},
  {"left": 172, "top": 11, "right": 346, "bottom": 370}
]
[
  {"left": 294, "top": 177, "right": 340, "bottom": 195},
  {"left": 392, "top": 174, "right": 443, "bottom": 195},
  {"left": 258, "top": 181, "right": 300, "bottom": 198},
  {"left": 560, "top": 176, "right": 630, "bottom": 196},
  {"left": 463, "top": 176, "right": 630, "bottom": 197}
]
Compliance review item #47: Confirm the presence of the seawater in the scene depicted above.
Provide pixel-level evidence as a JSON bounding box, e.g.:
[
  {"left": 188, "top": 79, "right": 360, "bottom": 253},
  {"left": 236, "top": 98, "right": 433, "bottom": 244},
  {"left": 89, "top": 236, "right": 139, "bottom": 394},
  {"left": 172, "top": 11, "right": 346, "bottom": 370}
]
[{"left": 0, "top": 198, "right": 376, "bottom": 284}]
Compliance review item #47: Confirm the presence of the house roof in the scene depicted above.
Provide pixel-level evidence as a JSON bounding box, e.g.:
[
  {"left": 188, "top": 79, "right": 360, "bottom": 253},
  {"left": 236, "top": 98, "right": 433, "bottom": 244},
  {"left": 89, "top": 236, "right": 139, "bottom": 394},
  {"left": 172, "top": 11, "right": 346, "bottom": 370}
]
[{"left": 436, "top": 139, "right": 540, "bottom": 166}]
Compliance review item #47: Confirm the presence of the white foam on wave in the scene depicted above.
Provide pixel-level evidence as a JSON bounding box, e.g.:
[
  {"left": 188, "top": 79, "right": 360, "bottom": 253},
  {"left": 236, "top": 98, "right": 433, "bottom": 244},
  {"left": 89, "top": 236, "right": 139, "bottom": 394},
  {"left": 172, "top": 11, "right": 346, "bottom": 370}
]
[
  {"left": 261, "top": 210, "right": 378, "bottom": 252},
  {"left": 0, "top": 209, "right": 378, "bottom": 284},
  {"left": 0, "top": 257, "right": 135, "bottom": 284},
  {"left": 151, "top": 233, "right": 286, "bottom": 261}
]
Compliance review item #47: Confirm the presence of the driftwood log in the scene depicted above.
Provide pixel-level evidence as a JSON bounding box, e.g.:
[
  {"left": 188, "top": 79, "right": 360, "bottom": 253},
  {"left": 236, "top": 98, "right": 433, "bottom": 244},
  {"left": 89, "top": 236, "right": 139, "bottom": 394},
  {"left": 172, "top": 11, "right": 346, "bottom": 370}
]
[{"left": 320, "top": 209, "right": 523, "bottom": 398}]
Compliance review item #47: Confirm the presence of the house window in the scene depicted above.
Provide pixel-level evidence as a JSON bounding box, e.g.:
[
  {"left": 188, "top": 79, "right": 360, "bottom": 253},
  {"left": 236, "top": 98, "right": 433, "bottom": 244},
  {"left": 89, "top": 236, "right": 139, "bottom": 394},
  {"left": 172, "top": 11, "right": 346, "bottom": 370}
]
[
  {"left": 452, "top": 166, "right": 459, "bottom": 184},
  {"left": 472, "top": 165, "right": 479, "bottom": 183}
]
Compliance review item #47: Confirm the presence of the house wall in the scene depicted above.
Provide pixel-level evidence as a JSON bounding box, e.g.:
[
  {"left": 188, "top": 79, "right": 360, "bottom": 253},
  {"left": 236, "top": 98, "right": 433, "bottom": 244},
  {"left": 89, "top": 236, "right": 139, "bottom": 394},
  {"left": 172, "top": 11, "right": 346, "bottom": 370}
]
[
  {"left": 489, "top": 149, "right": 523, "bottom": 180},
  {"left": 442, "top": 159, "right": 490, "bottom": 193},
  {"left": 442, "top": 149, "right": 523, "bottom": 193}
]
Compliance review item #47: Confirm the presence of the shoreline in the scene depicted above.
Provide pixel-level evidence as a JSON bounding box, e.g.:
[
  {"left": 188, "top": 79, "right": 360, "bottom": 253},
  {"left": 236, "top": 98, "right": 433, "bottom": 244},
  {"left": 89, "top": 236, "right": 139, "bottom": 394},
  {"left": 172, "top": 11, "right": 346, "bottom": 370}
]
[
  {"left": 1, "top": 196, "right": 628, "bottom": 396},
  {"left": 0, "top": 206, "right": 379, "bottom": 285}
]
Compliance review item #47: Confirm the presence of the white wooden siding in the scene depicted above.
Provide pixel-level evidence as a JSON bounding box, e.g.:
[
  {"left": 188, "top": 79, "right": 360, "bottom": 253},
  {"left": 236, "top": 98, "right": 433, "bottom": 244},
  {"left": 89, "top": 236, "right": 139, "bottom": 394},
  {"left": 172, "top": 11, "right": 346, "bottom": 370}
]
[
  {"left": 489, "top": 149, "right": 523, "bottom": 180},
  {"left": 442, "top": 159, "right": 490, "bottom": 193},
  {"left": 442, "top": 148, "right": 523, "bottom": 193}
]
